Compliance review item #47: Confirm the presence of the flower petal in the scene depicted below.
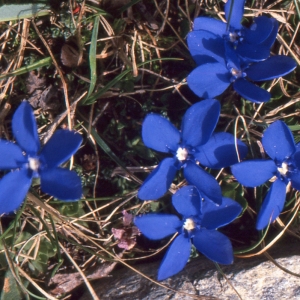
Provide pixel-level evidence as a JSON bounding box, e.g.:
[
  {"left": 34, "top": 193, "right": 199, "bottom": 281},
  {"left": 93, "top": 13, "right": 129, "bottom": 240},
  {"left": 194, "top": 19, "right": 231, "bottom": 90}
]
[
  {"left": 201, "top": 197, "right": 242, "bottom": 229},
  {"left": 134, "top": 214, "right": 181, "bottom": 240},
  {"left": 142, "top": 114, "right": 180, "bottom": 153},
  {"left": 247, "top": 56, "right": 297, "bottom": 81},
  {"left": 172, "top": 186, "right": 201, "bottom": 217},
  {"left": 40, "top": 168, "right": 82, "bottom": 200},
  {"left": 293, "top": 143, "right": 300, "bottom": 169},
  {"left": 236, "top": 43, "right": 270, "bottom": 62},
  {"left": 225, "top": 0, "right": 245, "bottom": 30},
  {"left": 231, "top": 159, "right": 277, "bottom": 187},
  {"left": 187, "top": 63, "right": 231, "bottom": 98},
  {"left": 187, "top": 31, "right": 225, "bottom": 65},
  {"left": 0, "top": 140, "right": 27, "bottom": 169},
  {"left": 158, "top": 234, "right": 191, "bottom": 280},
  {"left": 262, "top": 120, "right": 295, "bottom": 162},
  {"left": 225, "top": 42, "right": 241, "bottom": 70},
  {"left": 233, "top": 78, "right": 270, "bottom": 103},
  {"left": 184, "top": 161, "right": 222, "bottom": 205},
  {"left": 193, "top": 228, "right": 233, "bottom": 264},
  {"left": 40, "top": 130, "right": 82, "bottom": 169},
  {"left": 193, "top": 17, "right": 226, "bottom": 35},
  {"left": 138, "top": 158, "right": 177, "bottom": 200},
  {"left": 261, "top": 18, "right": 278, "bottom": 48},
  {"left": 256, "top": 179, "right": 286, "bottom": 230},
  {"left": 289, "top": 172, "right": 300, "bottom": 191},
  {"left": 181, "top": 99, "right": 220, "bottom": 147},
  {"left": 244, "top": 16, "right": 275, "bottom": 44},
  {"left": 12, "top": 101, "right": 40, "bottom": 155},
  {"left": 0, "top": 169, "right": 32, "bottom": 214},
  {"left": 195, "top": 132, "right": 248, "bottom": 168}
]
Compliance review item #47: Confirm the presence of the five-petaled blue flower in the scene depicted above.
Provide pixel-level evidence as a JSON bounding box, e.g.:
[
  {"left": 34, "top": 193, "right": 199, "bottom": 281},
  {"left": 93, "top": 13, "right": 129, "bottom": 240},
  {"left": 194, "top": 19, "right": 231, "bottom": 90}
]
[
  {"left": 138, "top": 99, "right": 247, "bottom": 204},
  {"left": 135, "top": 185, "right": 242, "bottom": 280},
  {"left": 0, "top": 102, "right": 83, "bottom": 214},
  {"left": 188, "top": 0, "right": 278, "bottom": 64},
  {"left": 187, "top": 43, "right": 296, "bottom": 103},
  {"left": 231, "top": 120, "right": 300, "bottom": 230},
  {"left": 186, "top": 0, "right": 297, "bottom": 103}
]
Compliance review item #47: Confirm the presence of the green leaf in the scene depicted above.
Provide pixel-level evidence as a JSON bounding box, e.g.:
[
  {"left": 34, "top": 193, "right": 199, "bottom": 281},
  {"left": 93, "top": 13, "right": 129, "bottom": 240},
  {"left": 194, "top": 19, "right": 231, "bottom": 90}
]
[
  {"left": 29, "top": 260, "right": 47, "bottom": 274},
  {"left": 0, "top": 4, "right": 50, "bottom": 22},
  {"left": 0, "top": 269, "right": 28, "bottom": 300},
  {"left": 58, "top": 201, "right": 84, "bottom": 218},
  {"left": 88, "top": 125, "right": 130, "bottom": 173},
  {"left": 222, "top": 181, "right": 240, "bottom": 199},
  {"left": 289, "top": 125, "right": 300, "bottom": 131},
  {"left": 39, "top": 238, "right": 56, "bottom": 258},
  {"left": 150, "top": 201, "right": 160, "bottom": 212},
  {"left": 0, "top": 57, "right": 52, "bottom": 80},
  {"left": 82, "top": 67, "right": 133, "bottom": 105},
  {"left": 234, "top": 187, "right": 248, "bottom": 214},
  {"left": 86, "top": 16, "right": 100, "bottom": 99},
  {"left": 28, "top": 238, "right": 57, "bottom": 275},
  {"left": 56, "top": 202, "right": 88, "bottom": 227},
  {"left": 222, "top": 182, "right": 247, "bottom": 214},
  {"left": 14, "top": 232, "right": 34, "bottom": 252}
]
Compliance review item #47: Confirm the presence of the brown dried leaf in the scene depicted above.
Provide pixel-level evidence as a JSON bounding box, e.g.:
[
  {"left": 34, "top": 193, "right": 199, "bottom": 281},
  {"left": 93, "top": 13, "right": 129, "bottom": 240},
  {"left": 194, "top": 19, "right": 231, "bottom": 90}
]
[
  {"left": 61, "top": 37, "right": 81, "bottom": 68},
  {"left": 28, "top": 84, "right": 60, "bottom": 111},
  {"left": 81, "top": 154, "right": 97, "bottom": 171},
  {"left": 26, "top": 71, "right": 46, "bottom": 94}
]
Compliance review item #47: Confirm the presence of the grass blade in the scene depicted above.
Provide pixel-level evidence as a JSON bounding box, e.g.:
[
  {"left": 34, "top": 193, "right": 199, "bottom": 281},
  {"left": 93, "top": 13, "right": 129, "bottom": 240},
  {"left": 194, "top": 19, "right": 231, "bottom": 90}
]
[
  {"left": 0, "top": 4, "right": 50, "bottom": 22},
  {"left": 86, "top": 16, "right": 100, "bottom": 99},
  {"left": 82, "top": 57, "right": 182, "bottom": 105},
  {"left": 0, "top": 57, "right": 52, "bottom": 80}
]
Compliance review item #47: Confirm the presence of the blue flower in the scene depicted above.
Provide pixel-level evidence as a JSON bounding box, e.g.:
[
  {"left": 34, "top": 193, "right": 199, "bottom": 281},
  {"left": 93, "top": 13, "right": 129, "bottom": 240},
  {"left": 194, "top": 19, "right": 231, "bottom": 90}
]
[
  {"left": 187, "top": 41, "right": 297, "bottom": 103},
  {"left": 138, "top": 99, "right": 248, "bottom": 204},
  {"left": 231, "top": 120, "right": 300, "bottom": 230},
  {"left": 186, "top": 0, "right": 297, "bottom": 103},
  {"left": 188, "top": 0, "right": 279, "bottom": 64},
  {"left": 135, "top": 185, "right": 242, "bottom": 280},
  {"left": 0, "top": 102, "right": 83, "bottom": 214}
]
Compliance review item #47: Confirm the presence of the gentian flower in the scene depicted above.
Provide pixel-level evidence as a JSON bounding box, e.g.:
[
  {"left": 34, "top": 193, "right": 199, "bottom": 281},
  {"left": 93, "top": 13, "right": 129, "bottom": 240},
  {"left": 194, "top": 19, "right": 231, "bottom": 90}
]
[
  {"left": 135, "top": 185, "right": 242, "bottom": 280},
  {"left": 187, "top": 42, "right": 297, "bottom": 103},
  {"left": 186, "top": 0, "right": 297, "bottom": 103},
  {"left": 188, "top": 0, "right": 279, "bottom": 64},
  {"left": 138, "top": 99, "right": 247, "bottom": 204},
  {"left": 0, "top": 101, "right": 83, "bottom": 214},
  {"left": 231, "top": 120, "right": 300, "bottom": 230}
]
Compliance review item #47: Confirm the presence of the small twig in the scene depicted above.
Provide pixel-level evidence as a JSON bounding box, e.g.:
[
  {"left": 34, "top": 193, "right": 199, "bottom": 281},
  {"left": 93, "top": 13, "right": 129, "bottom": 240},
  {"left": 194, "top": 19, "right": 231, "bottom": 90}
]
[
  {"left": 42, "top": 91, "right": 87, "bottom": 144},
  {"left": 214, "top": 262, "right": 243, "bottom": 300},
  {"left": 59, "top": 242, "right": 100, "bottom": 300},
  {"left": 18, "top": 267, "right": 57, "bottom": 300}
]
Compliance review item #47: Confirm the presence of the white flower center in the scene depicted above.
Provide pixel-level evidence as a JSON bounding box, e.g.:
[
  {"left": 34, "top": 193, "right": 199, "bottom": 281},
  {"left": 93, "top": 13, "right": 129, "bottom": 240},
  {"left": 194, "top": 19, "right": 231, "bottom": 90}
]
[
  {"left": 176, "top": 147, "right": 188, "bottom": 161},
  {"left": 229, "top": 32, "right": 238, "bottom": 42},
  {"left": 231, "top": 68, "right": 243, "bottom": 78},
  {"left": 183, "top": 218, "right": 196, "bottom": 231},
  {"left": 278, "top": 162, "right": 289, "bottom": 176},
  {"left": 28, "top": 157, "right": 40, "bottom": 171}
]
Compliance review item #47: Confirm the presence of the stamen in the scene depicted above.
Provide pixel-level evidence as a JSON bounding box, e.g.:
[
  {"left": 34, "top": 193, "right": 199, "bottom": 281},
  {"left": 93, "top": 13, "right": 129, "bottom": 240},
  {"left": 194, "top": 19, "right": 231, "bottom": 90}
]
[
  {"left": 28, "top": 157, "right": 40, "bottom": 171},
  {"left": 183, "top": 218, "right": 196, "bottom": 231},
  {"left": 229, "top": 32, "right": 238, "bottom": 42},
  {"left": 231, "top": 68, "right": 243, "bottom": 78},
  {"left": 278, "top": 162, "right": 289, "bottom": 176},
  {"left": 176, "top": 147, "right": 188, "bottom": 161}
]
